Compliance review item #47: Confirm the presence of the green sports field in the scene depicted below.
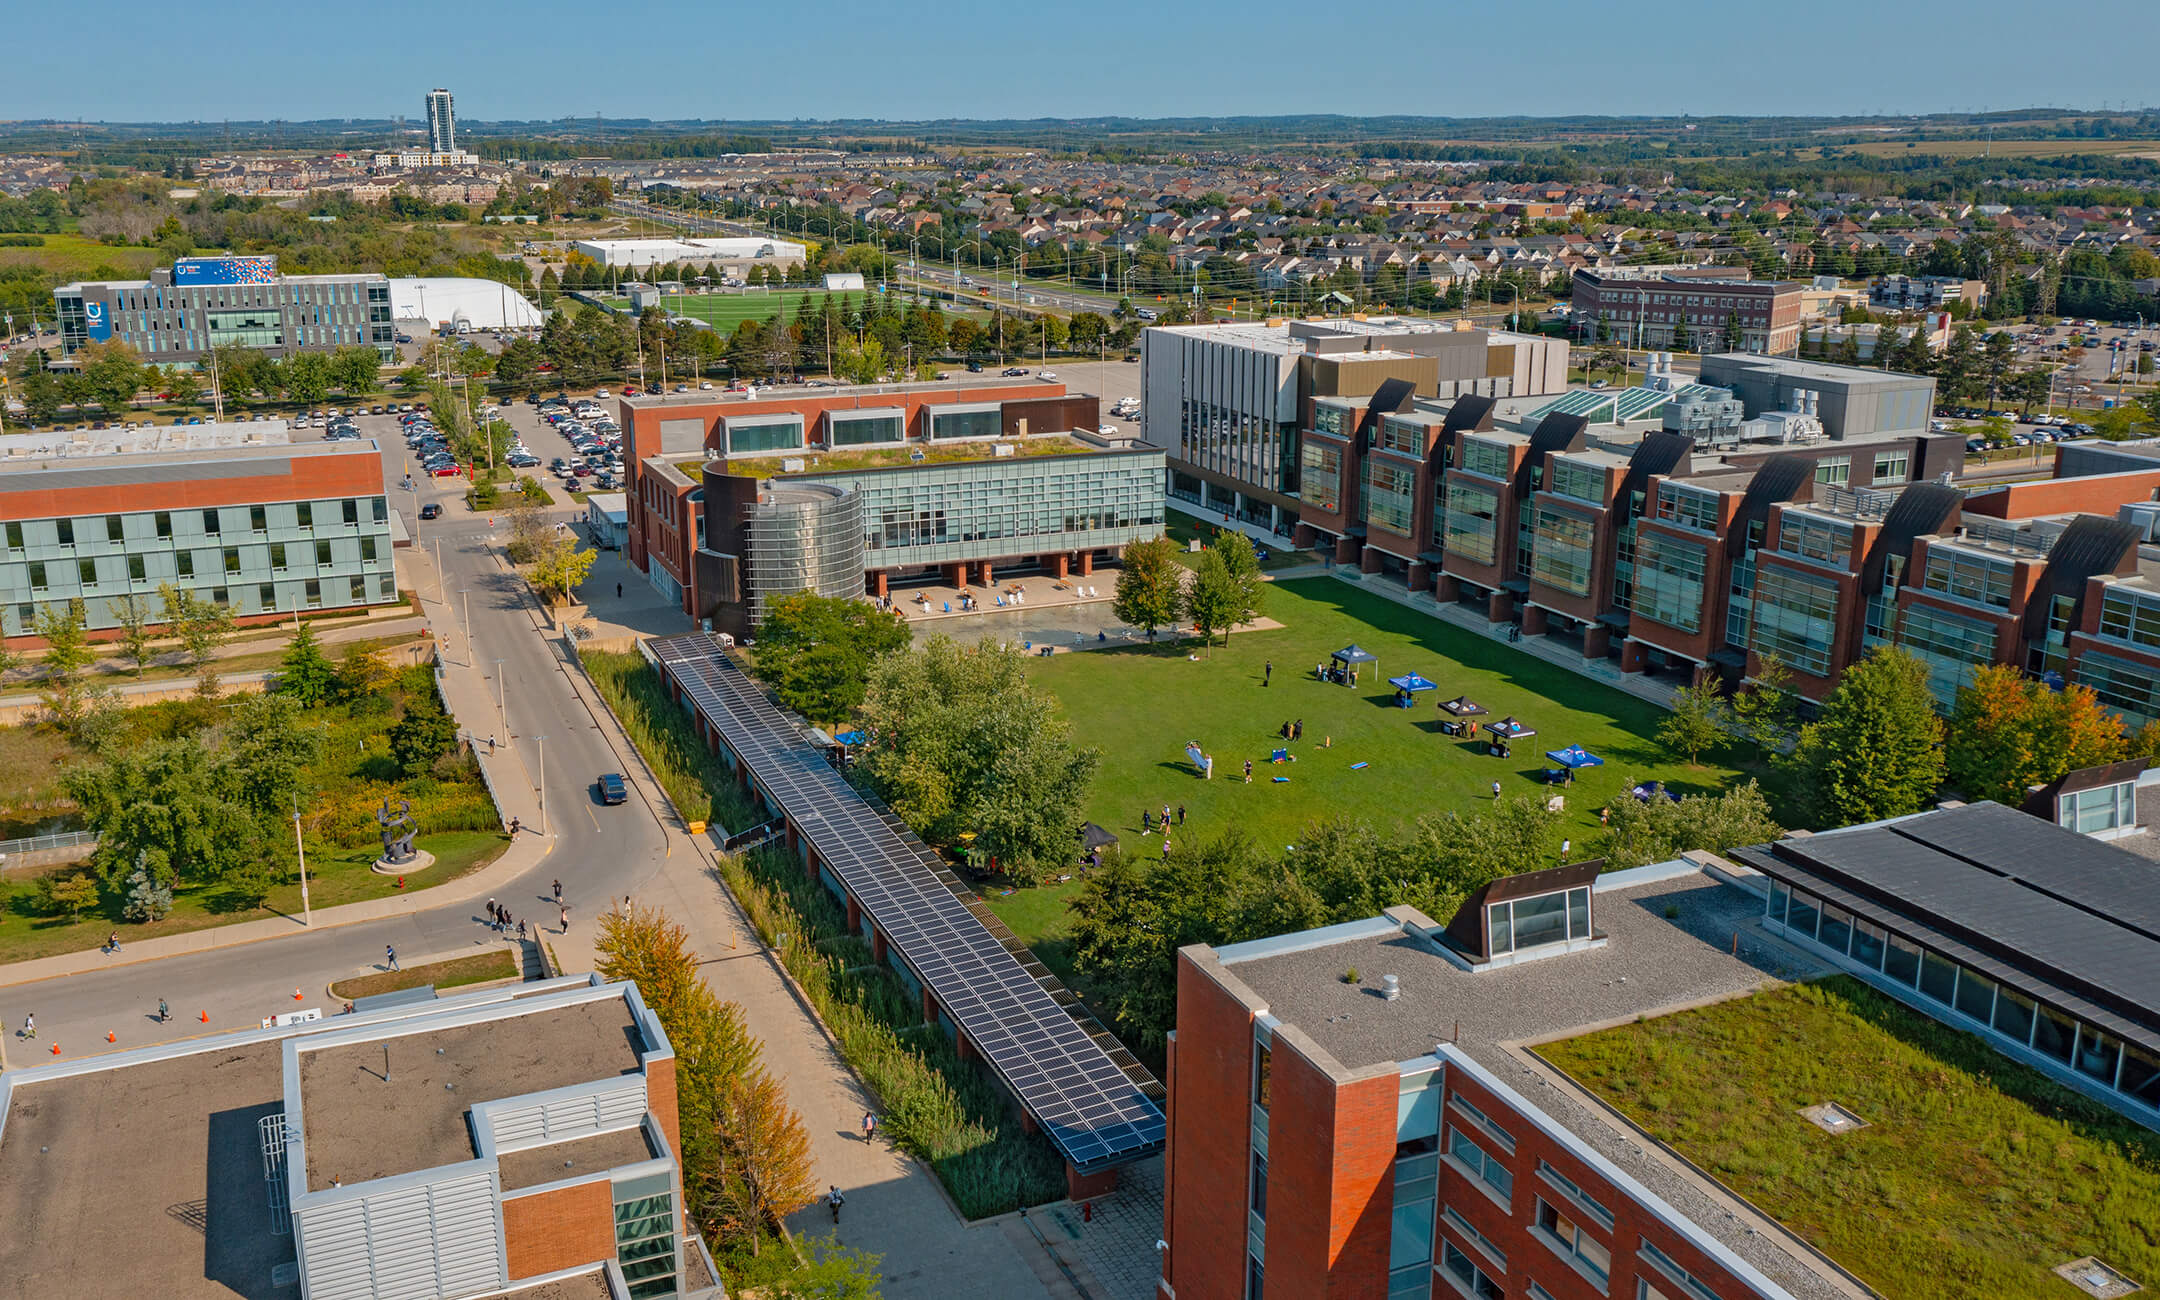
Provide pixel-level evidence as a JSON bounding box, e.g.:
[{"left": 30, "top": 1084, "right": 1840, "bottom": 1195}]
[{"left": 604, "top": 289, "right": 865, "bottom": 331}]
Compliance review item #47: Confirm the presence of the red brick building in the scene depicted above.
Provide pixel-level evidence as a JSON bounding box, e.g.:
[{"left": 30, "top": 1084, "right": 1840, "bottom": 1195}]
[
  {"left": 1163, "top": 867, "right": 1847, "bottom": 1300},
  {"left": 1573, "top": 268, "right": 1805, "bottom": 357}
]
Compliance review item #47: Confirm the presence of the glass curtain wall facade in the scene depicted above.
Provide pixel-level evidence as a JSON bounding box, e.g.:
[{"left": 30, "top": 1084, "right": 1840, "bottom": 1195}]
[
  {"left": 1155, "top": 329, "right": 1300, "bottom": 495},
  {"left": 57, "top": 272, "right": 394, "bottom": 362},
  {"left": 724, "top": 415, "right": 805, "bottom": 455},
  {"left": 1, "top": 495, "right": 397, "bottom": 637},
  {"left": 1528, "top": 505, "right": 1596, "bottom": 597},
  {"left": 801, "top": 449, "right": 1166, "bottom": 570},
  {"left": 1893, "top": 604, "right": 1999, "bottom": 707},
  {"left": 1749, "top": 565, "right": 1841, "bottom": 675},
  {"left": 1630, "top": 532, "right": 1709, "bottom": 633},
  {"left": 1764, "top": 879, "right": 2160, "bottom": 1117},
  {"left": 1442, "top": 482, "right": 1500, "bottom": 566},
  {"left": 829, "top": 410, "right": 905, "bottom": 447},
  {"left": 741, "top": 485, "right": 866, "bottom": 622},
  {"left": 928, "top": 406, "right": 1003, "bottom": 441},
  {"left": 1300, "top": 443, "right": 1344, "bottom": 515},
  {"left": 1366, "top": 462, "right": 1418, "bottom": 536}
]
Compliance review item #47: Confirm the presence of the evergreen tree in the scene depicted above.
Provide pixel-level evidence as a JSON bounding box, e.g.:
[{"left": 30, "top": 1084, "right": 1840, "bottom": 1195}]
[{"left": 277, "top": 619, "right": 336, "bottom": 707}]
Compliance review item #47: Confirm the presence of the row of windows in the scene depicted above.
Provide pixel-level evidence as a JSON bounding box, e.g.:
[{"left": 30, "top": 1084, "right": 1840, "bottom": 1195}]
[
  {"left": 2098, "top": 587, "right": 2160, "bottom": 651},
  {"left": 1377, "top": 415, "right": 1435, "bottom": 457},
  {"left": 1653, "top": 482, "right": 1722, "bottom": 533},
  {"left": 1367, "top": 463, "right": 1418, "bottom": 536},
  {"left": 4, "top": 499, "right": 387, "bottom": 555},
  {"left": 1301, "top": 442, "right": 1344, "bottom": 515},
  {"left": 2074, "top": 650, "right": 2160, "bottom": 724},
  {"left": 1750, "top": 565, "right": 1841, "bottom": 676},
  {"left": 1631, "top": 532, "right": 1709, "bottom": 633},
  {"left": 1443, "top": 482, "right": 1499, "bottom": 566},
  {"left": 1769, "top": 880, "right": 2160, "bottom": 1113},
  {"left": 1546, "top": 459, "right": 1608, "bottom": 505},
  {"left": 1893, "top": 604, "right": 1999, "bottom": 707},
  {"left": 1528, "top": 506, "right": 1596, "bottom": 597},
  {"left": 1922, "top": 548, "right": 2013, "bottom": 609},
  {"left": 3, "top": 574, "right": 398, "bottom": 636},
  {"left": 9, "top": 536, "right": 382, "bottom": 593},
  {"left": 1311, "top": 402, "right": 1355, "bottom": 438},
  {"left": 1774, "top": 513, "right": 1854, "bottom": 566},
  {"left": 1458, "top": 439, "right": 1512, "bottom": 480}
]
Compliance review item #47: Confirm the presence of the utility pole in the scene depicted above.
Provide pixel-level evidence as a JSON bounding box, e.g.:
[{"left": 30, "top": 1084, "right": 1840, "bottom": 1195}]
[
  {"left": 293, "top": 794, "right": 311, "bottom": 926},
  {"left": 536, "top": 734, "right": 548, "bottom": 836}
]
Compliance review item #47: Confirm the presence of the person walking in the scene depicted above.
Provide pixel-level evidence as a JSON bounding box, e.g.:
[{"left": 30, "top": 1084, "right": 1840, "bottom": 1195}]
[
  {"left": 1160, "top": 834, "right": 1172, "bottom": 861},
  {"left": 1492, "top": 780, "right": 1502, "bottom": 800},
  {"left": 1141, "top": 808, "right": 1153, "bottom": 833},
  {"left": 616, "top": 583, "right": 623, "bottom": 599},
  {"left": 1243, "top": 758, "right": 1254, "bottom": 782},
  {"left": 21, "top": 1013, "right": 33, "bottom": 1040},
  {"left": 1561, "top": 838, "right": 1572, "bottom": 860},
  {"left": 552, "top": 879, "right": 563, "bottom": 905},
  {"left": 509, "top": 816, "right": 521, "bottom": 835},
  {"left": 622, "top": 894, "right": 631, "bottom": 915},
  {"left": 1176, "top": 804, "right": 1186, "bottom": 827},
  {"left": 861, "top": 1111, "right": 878, "bottom": 1143},
  {"left": 386, "top": 945, "right": 400, "bottom": 972},
  {"left": 560, "top": 906, "right": 570, "bottom": 935},
  {"left": 487, "top": 898, "right": 498, "bottom": 929},
  {"left": 1294, "top": 719, "right": 1303, "bottom": 742},
  {"left": 517, "top": 919, "right": 528, "bottom": 941},
  {"left": 1264, "top": 660, "right": 1272, "bottom": 686},
  {"left": 827, "top": 1185, "right": 845, "bottom": 1223},
  {"left": 1600, "top": 806, "right": 1611, "bottom": 827},
  {"left": 158, "top": 999, "right": 169, "bottom": 1023}
]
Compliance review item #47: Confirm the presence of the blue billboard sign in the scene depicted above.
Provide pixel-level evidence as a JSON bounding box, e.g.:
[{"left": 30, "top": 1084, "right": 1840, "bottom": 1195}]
[
  {"left": 171, "top": 256, "right": 278, "bottom": 287},
  {"left": 82, "top": 299, "right": 112, "bottom": 341}
]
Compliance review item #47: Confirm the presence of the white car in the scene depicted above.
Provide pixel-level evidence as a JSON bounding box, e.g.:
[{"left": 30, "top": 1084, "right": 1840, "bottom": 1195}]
[
  {"left": 594, "top": 389, "right": 610, "bottom": 399},
  {"left": 699, "top": 381, "right": 714, "bottom": 390},
  {"left": 1037, "top": 370, "right": 1058, "bottom": 380},
  {"left": 1099, "top": 424, "right": 1120, "bottom": 436}
]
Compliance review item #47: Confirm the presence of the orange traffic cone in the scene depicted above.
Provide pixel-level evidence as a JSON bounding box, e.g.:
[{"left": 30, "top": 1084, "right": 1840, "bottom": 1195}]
[
  {"left": 106, "top": 1030, "right": 115, "bottom": 1043},
  {"left": 50, "top": 1042, "right": 60, "bottom": 1055},
  {"left": 199, "top": 1010, "right": 209, "bottom": 1023},
  {"left": 293, "top": 988, "right": 304, "bottom": 1001}
]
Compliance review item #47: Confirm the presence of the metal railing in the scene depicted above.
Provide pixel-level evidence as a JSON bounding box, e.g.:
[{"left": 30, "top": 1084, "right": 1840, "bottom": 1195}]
[{"left": 0, "top": 829, "right": 97, "bottom": 858}]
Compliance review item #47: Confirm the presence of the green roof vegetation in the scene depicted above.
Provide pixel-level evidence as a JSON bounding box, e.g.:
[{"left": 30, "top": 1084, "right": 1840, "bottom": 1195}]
[
  {"left": 684, "top": 433, "right": 1103, "bottom": 478},
  {"left": 1538, "top": 976, "right": 2160, "bottom": 1300}
]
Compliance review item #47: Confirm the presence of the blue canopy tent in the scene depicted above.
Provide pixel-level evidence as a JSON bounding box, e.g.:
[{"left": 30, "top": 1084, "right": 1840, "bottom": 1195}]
[
  {"left": 1632, "top": 780, "right": 1680, "bottom": 803},
  {"left": 1328, "top": 643, "right": 1379, "bottom": 684},
  {"left": 1545, "top": 744, "right": 1604, "bottom": 769},
  {"left": 1388, "top": 672, "right": 1438, "bottom": 708}
]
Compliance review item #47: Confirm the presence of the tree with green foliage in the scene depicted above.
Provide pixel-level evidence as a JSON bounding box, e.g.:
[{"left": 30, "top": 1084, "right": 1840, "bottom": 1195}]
[
  {"left": 66, "top": 737, "right": 265, "bottom": 890},
  {"left": 1730, "top": 652, "right": 1801, "bottom": 756},
  {"left": 752, "top": 591, "right": 911, "bottom": 723},
  {"left": 1657, "top": 684, "right": 1728, "bottom": 764},
  {"left": 328, "top": 345, "right": 380, "bottom": 397},
  {"left": 528, "top": 533, "right": 598, "bottom": 612},
  {"left": 1594, "top": 780, "right": 1782, "bottom": 871},
  {"left": 44, "top": 873, "right": 99, "bottom": 920},
  {"left": 75, "top": 339, "right": 145, "bottom": 412},
  {"left": 1114, "top": 535, "right": 1184, "bottom": 641},
  {"left": 389, "top": 686, "right": 460, "bottom": 777},
  {"left": 160, "top": 582, "right": 234, "bottom": 697},
  {"left": 858, "top": 636, "right": 1098, "bottom": 883},
  {"left": 1211, "top": 531, "right": 1266, "bottom": 639},
  {"left": 36, "top": 599, "right": 95, "bottom": 730},
  {"left": 1783, "top": 645, "right": 1944, "bottom": 825},
  {"left": 122, "top": 854, "right": 175, "bottom": 922},
  {"left": 1182, "top": 547, "right": 1242, "bottom": 652},
  {"left": 762, "top": 1238, "right": 884, "bottom": 1300},
  {"left": 276, "top": 619, "right": 337, "bottom": 707},
  {"left": 1945, "top": 664, "right": 2126, "bottom": 806},
  {"left": 111, "top": 593, "right": 157, "bottom": 678},
  {"left": 277, "top": 350, "right": 333, "bottom": 405}
]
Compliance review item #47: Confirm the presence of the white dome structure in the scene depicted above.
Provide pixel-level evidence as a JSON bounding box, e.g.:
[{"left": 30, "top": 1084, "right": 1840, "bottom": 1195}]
[{"left": 390, "top": 277, "right": 545, "bottom": 331}]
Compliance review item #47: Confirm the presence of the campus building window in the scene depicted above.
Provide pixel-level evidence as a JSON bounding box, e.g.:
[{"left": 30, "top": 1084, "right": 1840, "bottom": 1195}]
[
  {"left": 1774, "top": 513, "right": 1853, "bottom": 566},
  {"left": 1654, "top": 482, "right": 1722, "bottom": 533},
  {"left": 1446, "top": 1126, "right": 1512, "bottom": 1204},
  {"left": 2059, "top": 781, "right": 2136, "bottom": 834},
  {"left": 1923, "top": 549, "right": 2013, "bottom": 609},
  {"left": 1534, "top": 1199, "right": 1610, "bottom": 1285},
  {"left": 728, "top": 418, "right": 804, "bottom": 453},
  {"left": 1529, "top": 506, "right": 1595, "bottom": 596},
  {"left": 1814, "top": 455, "right": 1851, "bottom": 487},
  {"left": 1367, "top": 462, "right": 1418, "bottom": 535},
  {"left": 1873, "top": 450, "right": 1911, "bottom": 485},
  {"left": 1311, "top": 401, "right": 1353, "bottom": 438},
  {"left": 1377, "top": 414, "right": 1431, "bottom": 456},
  {"left": 831, "top": 412, "right": 904, "bottom": 446},
  {"left": 1441, "top": 1241, "right": 1503, "bottom": 1300},
  {"left": 1390, "top": 1154, "right": 1439, "bottom": 1299},
  {"left": 1443, "top": 482, "right": 1499, "bottom": 565},
  {"left": 1750, "top": 566, "right": 1840, "bottom": 676},
  {"left": 2074, "top": 650, "right": 2160, "bottom": 725},
  {"left": 1631, "top": 532, "right": 1708, "bottom": 632},
  {"left": 1300, "top": 442, "right": 1343, "bottom": 514},
  {"left": 1459, "top": 438, "right": 1511, "bottom": 480},
  {"left": 1547, "top": 458, "right": 1607, "bottom": 505},
  {"left": 614, "top": 1188, "right": 678, "bottom": 1299},
  {"left": 1893, "top": 604, "right": 1998, "bottom": 707},
  {"left": 2098, "top": 587, "right": 2160, "bottom": 650},
  {"left": 1487, "top": 887, "right": 1592, "bottom": 956}
]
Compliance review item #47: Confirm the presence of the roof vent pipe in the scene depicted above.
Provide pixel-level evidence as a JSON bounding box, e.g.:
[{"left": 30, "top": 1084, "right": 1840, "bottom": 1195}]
[{"left": 1382, "top": 974, "right": 1402, "bottom": 1002}]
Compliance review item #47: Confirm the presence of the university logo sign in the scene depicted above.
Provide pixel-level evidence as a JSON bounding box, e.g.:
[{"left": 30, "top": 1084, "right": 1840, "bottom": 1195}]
[{"left": 82, "top": 300, "right": 112, "bottom": 341}]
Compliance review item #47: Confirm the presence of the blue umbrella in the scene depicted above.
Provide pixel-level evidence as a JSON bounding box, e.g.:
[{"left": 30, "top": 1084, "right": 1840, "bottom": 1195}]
[{"left": 1544, "top": 744, "right": 1604, "bottom": 769}]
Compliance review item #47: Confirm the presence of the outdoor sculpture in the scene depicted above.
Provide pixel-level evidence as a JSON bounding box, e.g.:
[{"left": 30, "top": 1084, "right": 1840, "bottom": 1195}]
[{"left": 377, "top": 797, "right": 419, "bottom": 866}]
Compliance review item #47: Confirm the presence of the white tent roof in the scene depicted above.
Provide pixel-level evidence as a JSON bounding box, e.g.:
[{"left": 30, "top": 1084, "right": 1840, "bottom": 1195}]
[{"left": 389, "top": 277, "right": 544, "bottom": 330}]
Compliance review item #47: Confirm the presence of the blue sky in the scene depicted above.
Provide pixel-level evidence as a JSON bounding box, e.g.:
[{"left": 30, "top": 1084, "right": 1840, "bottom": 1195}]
[{"left": 8, "top": 0, "right": 2157, "bottom": 123}]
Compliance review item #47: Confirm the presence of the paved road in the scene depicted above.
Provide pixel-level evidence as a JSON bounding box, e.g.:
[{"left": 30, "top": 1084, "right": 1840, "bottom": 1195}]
[{"left": 0, "top": 433, "right": 669, "bottom": 1049}]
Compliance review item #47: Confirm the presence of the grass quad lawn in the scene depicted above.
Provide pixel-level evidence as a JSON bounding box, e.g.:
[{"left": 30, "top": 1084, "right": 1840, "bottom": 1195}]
[
  {"left": 992, "top": 576, "right": 1749, "bottom": 967},
  {"left": 329, "top": 948, "right": 519, "bottom": 1000},
  {"left": 1539, "top": 976, "right": 2160, "bottom": 1299},
  {"left": 0, "top": 830, "right": 507, "bottom": 965}
]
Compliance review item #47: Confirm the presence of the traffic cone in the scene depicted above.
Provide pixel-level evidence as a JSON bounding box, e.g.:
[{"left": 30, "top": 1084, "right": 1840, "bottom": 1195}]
[
  {"left": 50, "top": 1042, "right": 60, "bottom": 1055},
  {"left": 199, "top": 1010, "right": 209, "bottom": 1023},
  {"left": 293, "top": 988, "right": 304, "bottom": 1001},
  {"left": 106, "top": 1030, "right": 115, "bottom": 1043}
]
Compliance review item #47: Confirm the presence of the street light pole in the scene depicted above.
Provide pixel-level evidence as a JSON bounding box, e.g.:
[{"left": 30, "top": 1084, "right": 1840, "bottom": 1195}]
[
  {"left": 535, "top": 734, "right": 548, "bottom": 836},
  {"left": 494, "top": 658, "right": 506, "bottom": 729},
  {"left": 459, "top": 588, "right": 471, "bottom": 664},
  {"left": 293, "top": 794, "right": 311, "bottom": 926}
]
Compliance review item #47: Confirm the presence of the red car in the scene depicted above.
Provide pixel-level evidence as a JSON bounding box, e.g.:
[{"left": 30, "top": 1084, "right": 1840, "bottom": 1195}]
[
  {"left": 621, "top": 387, "right": 640, "bottom": 396},
  {"left": 429, "top": 463, "right": 463, "bottom": 478}
]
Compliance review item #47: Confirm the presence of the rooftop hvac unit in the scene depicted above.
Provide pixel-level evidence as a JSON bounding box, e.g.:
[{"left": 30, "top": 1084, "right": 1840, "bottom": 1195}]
[{"left": 2121, "top": 503, "right": 2160, "bottom": 543}]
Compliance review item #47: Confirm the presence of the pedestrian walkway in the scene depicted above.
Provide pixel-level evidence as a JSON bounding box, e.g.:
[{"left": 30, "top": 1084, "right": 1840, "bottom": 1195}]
[{"left": 538, "top": 640, "right": 1089, "bottom": 1300}]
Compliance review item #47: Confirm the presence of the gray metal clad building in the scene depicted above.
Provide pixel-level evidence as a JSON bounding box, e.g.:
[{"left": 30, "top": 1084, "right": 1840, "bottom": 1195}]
[
  {"left": 426, "top": 87, "right": 458, "bottom": 155},
  {"left": 1697, "top": 353, "right": 1938, "bottom": 442},
  {"left": 53, "top": 255, "right": 396, "bottom": 365}
]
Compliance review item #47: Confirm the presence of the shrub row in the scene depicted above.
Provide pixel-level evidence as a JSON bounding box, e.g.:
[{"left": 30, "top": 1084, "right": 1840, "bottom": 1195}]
[{"left": 720, "top": 846, "right": 1066, "bottom": 1217}]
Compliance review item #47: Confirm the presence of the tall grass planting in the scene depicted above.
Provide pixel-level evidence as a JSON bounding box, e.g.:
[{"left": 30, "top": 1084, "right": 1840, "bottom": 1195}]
[
  {"left": 580, "top": 649, "right": 762, "bottom": 831},
  {"left": 719, "top": 845, "right": 1067, "bottom": 1216}
]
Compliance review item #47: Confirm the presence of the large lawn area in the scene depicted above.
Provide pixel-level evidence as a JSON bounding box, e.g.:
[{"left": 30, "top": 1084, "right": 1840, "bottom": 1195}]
[
  {"left": 1539, "top": 976, "right": 2160, "bottom": 1299},
  {"left": 1018, "top": 576, "right": 1740, "bottom": 854}
]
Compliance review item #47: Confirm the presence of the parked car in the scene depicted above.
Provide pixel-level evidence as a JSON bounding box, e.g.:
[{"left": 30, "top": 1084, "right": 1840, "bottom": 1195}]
[
  {"left": 418, "top": 503, "right": 442, "bottom": 520},
  {"left": 429, "top": 463, "right": 462, "bottom": 477}
]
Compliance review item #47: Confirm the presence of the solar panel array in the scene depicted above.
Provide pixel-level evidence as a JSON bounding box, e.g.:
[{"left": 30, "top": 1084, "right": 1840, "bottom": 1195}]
[{"left": 647, "top": 634, "right": 1166, "bottom": 1169}]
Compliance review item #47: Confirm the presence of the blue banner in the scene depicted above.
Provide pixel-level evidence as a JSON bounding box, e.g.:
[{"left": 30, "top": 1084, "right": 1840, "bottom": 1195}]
[{"left": 82, "top": 299, "right": 112, "bottom": 341}]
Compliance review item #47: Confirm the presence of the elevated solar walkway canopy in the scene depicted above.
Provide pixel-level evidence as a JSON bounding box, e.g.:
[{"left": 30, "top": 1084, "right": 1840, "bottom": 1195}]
[{"left": 644, "top": 633, "right": 1166, "bottom": 1171}]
